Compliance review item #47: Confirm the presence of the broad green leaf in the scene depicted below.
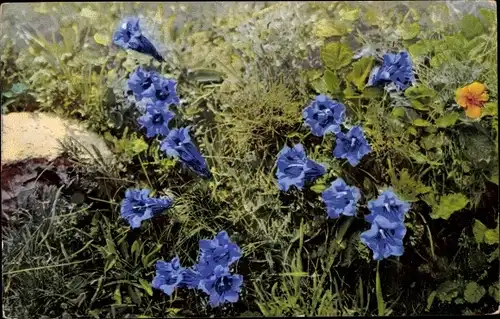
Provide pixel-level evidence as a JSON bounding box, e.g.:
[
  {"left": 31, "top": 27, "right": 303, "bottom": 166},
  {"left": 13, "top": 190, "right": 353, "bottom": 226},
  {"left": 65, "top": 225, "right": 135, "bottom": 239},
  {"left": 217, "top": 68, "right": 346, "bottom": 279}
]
[
  {"left": 94, "top": 33, "right": 111, "bottom": 46},
  {"left": 323, "top": 70, "right": 342, "bottom": 94},
  {"left": 400, "top": 23, "right": 420, "bottom": 40},
  {"left": 410, "top": 100, "right": 429, "bottom": 111},
  {"left": 2, "top": 91, "right": 13, "bottom": 98},
  {"left": 431, "top": 193, "right": 469, "bottom": 220},
  {"left": 412, "top": 119, "right": 431, "bottom": 127},
  {"left": 105, "top": 256, "right": 117, "bottom": 272},
  {"left": 339, "top": 6, "right": 360, "bottom": 21},
  {"left": 488, "top": 282, "right": 500, "bottom": 302},
  {"left": 460, "top": 14, "right": 485, "bottom": 39},
  {"left": 187, "top": 69, "right": 225, "bottom": 84},
  {"left": 464, "top": 282, "right": 485, "bottom": 303},
  {"left": 139, "top": 279, "right": 153, "bottom": 296},
  {"left": 346, "top": 57, "right": 374, "bottom": 91},
  {"left": 311, "top": 183, "right": 327, "bottom": 194},
  {"left": 484, "top": 228, "right": 499, "bottom": 245},
  {"left": 435, "top": 113, "right": 460, "bottom": 128},
  {"left": 311, "top": 77, "right": 329, "bottom": 94},
  {"left": 408, "top": 40, "right": 432, "bottom": 57},
  {"left": 482, "top": 102, "right": 498, "bottom": 117},
  {"left": 473, "top": 219, "right": 488, "bottom": 244},
  {"left": 404, "top": 85, "right": 437, "bottom": 100},
  {"left": 430, "top": 52, "right": 449, "bottom": 68},
  {"left": 391, "top": 107, "right": 405, "bottom": 118},
  {"left": 321, "top": 42, "right": 353, "bottom": 70},
  {"left": 436, "top": 281, "right": 460, "bottom": 303},
  {"left": 313, "top": 19, "right": 347, "bottom": 37}
]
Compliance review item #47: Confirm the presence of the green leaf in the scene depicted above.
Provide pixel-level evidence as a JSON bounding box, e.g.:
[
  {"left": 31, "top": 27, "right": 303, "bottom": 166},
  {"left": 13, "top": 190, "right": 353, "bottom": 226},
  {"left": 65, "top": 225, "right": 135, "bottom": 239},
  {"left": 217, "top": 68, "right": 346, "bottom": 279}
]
[
  {"left": 313, "top": 19, "right": 347, "bottom": 37},
  {"left": 479, "top": 8, "right": 497, "bottom": 29},
  {"left": 460, "top": 14, "right": 485, "bottom": 39},
  {"left": 408, "top": 40, "right": 432, "bottom": 57},
  {"left": 346, "top": 57, "right": 374, "bottom": 91},
  {"left": 113, "top": 285, "right": 122, "bottom": 304},
  {"left": 187, "top": 69, "right": 225, "bottom": 84},
  {"left": 488, "top": 282, "right": 500, "bottom": 302},
  {"left": 484, "top": 228, "right": 499, "bottom": 245},
  {"left": 436, "top": 281, "right": 460, "bottom": 303},
  {"left": 94, "top": 33, "right": 110, "bottom": 46},
  {"left": 464, "top": 282, "right": 486, "bottom": 304},
  {"left": 431, "top": 193, "right": 469, "bottom": 220},
  {"left": 473, "top": 219, "right": 488, "bottom": 244},
  {"left": 139, "top": 279, "right": 153, "bottom": 297},
  {"left": 482, "top": 102, "right": 498, "bottom": 117},
  {"left": 400, "top": 23, "right": 420, "bottom": 40},
  {"left": 430, "top": 52, "right": 449, "bottom": 68},
  {"left": 11, "top": 83, "right": 28, "bottom": 94},
  {"left": 391, "top": 107, "right": 405, "bottom": 118},
  {"left": 405, "top": 85, "right": 437, "bottom": 100},
  {"left": 435, "top": 113, "right": 460, "bottom": 128},
  {"left": 310, "top": 183, "right": 327, "bottom": 194},
  {"left": 339, "top": 6, "right": 360, "bottom": 22},
  {"left": 2, "top": 91, "right": 13, "bottom": 98},
  {"left": 323, "top": 70, "right": 342, "bottom": 94},
  {"left": 412, "top": 119, "right": 432, "bottom": 127},
  {"left": 321, "top": 42, "right": 353, "bottom": 70}
]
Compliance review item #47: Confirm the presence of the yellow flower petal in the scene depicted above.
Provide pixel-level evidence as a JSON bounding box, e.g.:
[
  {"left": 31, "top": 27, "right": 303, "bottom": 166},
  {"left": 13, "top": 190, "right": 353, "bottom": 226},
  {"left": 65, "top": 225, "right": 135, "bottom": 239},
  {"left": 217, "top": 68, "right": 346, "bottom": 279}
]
[
  {"left": 456, "top": 88, "right": 469, "bottom": 107},
  {"left": 468, "top": 82, "right": 486, "bottom": 95},
  {"left": 478, "top": 92, "right": 489, "bottom": 102},
  {"left": 465, "top": 105, "right": 482, "bottom": 119}
]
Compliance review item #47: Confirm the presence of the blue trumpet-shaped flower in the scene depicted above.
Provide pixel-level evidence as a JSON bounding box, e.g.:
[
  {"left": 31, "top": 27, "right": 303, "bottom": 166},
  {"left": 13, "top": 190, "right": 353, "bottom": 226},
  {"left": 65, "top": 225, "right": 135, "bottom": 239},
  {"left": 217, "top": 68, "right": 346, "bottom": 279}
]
[
  {"left": 303, "top": 95, "right": 345, "bottom": 136},
  {"left": 366, "top": 190, "right": 410, "bottom": 224},
  {"left": 128, "top": 67, "right": 158, "bottom": 101},
  {"left": 367, "top": 51, "right": 415, "bottom": 91},
  {"left": 137, "top": 100, "right": 175, "bottom": 138},
  {"left": 360, "top": 215, "right": 407, "bottom": 261},
  {"left": 160, "top": 127, "right": 212, "bottom": 179},
  {"left": 333, "top": 126, "right": 371, "bottom": 167},
  {"left": 199, "top": 265, "right": 243, "bottom": 307},
  {"left": 276, "top": 144, "right": 326, "bottom": 191},
  {"left": 321, "top": 178, "right": 361, "bottom": 219},
  {"left": 144, "top": 76, "right": 180, "bottom": 106},
  {"left": 120, "top": 189, "right": 173, "bottom": 229},
  {"left": 113, "top": 17, "right": 164, "bottom": 62},
  {"left": 199, "top": 231, "right": 242, "bottom": 269},
  {"left": 152, "top": 257, "right": 185, "bottom": 296}
]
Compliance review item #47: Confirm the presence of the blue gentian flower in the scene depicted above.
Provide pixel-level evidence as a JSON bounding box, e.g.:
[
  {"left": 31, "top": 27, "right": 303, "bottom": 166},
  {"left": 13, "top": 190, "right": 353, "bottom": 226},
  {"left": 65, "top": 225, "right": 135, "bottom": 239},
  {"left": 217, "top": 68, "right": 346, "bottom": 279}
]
[
  {"left": 128, "top": 67, "right": 158, "bottom": 101},
  {"left": 333, "top": 126, "right": 371, "bottom": 167},
  {"left": 120, "top": 188, "right": 173, "bottom": 229},
  {"left": 321, "top": 178, "right": 361, "bottom": 219},
  {"left": 366, "top": 190, "right": 410, "bottom": 224},
  {"left": 199, "top": 265, "right": 243, "bottom": 307},
  {"left": 143, "top": 76, "right": 181, "bottom": 106},
  {"left": 152, "top": 257, "right": 184, "bottom": 296},
  {"left": 113, "top": 17, "right": 164, "bottom": 62},
  {"left": 180, "top": 267, "right": 202, "bottom": 290},
  {"left": 276, "top": 144, "right": 326, "bottom": 191},
  {"left": 360, "top": 215, "right": 407, "bottom": 261},
  {"left": 303, "top": 95, "right": 345, "bottom": 136},
  {"left": 160, "top": 127, "right": 212, "bottom": 179},
  {"left": 367, "top": 51, "right": 415, "bottom": 91},
  {"left": 137, "top": 101, "right": 175, "bottom": 138},
  {"left": 199, "top": 231, "right": 242, "bottom": 268}
]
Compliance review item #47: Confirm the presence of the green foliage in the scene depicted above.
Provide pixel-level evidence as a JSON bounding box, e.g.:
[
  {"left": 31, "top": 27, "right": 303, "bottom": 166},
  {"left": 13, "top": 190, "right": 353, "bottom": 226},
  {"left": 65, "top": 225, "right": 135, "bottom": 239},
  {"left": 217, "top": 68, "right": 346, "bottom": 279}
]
[
  {"left": 1, "top": 1, "right": 498, "bottom": 318},
  {"left": 321, "top": 42, "right": 353, "bottom": 71},
  {"left": 430, "top": 193, "right": 469, "bottom": 220}
]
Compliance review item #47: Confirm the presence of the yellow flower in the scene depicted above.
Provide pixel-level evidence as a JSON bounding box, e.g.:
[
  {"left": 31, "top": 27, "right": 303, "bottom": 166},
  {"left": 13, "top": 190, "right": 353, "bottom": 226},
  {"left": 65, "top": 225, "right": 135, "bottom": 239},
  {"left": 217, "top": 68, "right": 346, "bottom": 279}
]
[{"left": 455, "top": 82, "right": 489, "bottom": 119}]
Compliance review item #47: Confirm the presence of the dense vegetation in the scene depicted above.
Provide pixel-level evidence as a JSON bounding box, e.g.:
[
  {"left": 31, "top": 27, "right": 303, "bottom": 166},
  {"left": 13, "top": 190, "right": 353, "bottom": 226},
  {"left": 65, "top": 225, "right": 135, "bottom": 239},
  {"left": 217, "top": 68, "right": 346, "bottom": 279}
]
[{"left": 1, "top": 2, "right": 498, "bottom": 318}]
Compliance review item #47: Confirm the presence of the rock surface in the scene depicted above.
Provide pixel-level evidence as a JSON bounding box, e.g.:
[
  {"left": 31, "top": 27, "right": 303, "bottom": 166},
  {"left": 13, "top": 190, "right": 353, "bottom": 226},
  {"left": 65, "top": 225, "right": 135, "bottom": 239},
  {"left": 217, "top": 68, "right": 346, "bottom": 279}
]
[{"left": 1, "top": 112, "right": 112, "bottom": 165}]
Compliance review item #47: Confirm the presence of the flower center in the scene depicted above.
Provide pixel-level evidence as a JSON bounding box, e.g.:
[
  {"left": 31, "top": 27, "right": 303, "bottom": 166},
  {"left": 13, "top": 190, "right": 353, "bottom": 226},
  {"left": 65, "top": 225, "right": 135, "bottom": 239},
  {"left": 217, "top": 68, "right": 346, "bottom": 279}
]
[
  {"left": 166, "top": 274, "right": 179, "bottom": 285},
  {"left": 141, "top": 77, "right": 153, "bottom": 90},
  {"left": 350, "top": 137, "right": 358, "bottom": 148},
  {"left": 215, "top": 276, "right": 232, "bottom": 294},
  {"left": 155, "top": 89, "right": 170, "bottom": 101},
  {"left": 152, "top": 113, "right": 164, "bottom": 125},
  {"left": 466, "top": 94, "right": 481, "bottom": 107}
]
